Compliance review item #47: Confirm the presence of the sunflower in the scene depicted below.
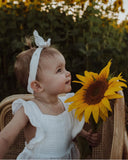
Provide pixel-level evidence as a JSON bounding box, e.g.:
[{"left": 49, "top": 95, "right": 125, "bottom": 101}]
[
  {"left": 65, "top": 60, "right": 127, "bottom": 123},
  {"left": 102, "top": 0, "right": 109, "bottom": 4},
  {"left": 117, "top": 0, "right": 123, "bottom": 7},
  {"left": 113, "top": 0, "right": 123, "bottom": 11}
]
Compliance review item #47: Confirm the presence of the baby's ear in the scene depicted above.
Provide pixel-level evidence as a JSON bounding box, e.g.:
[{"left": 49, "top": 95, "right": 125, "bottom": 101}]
[{"left": 31, "top": 80, "right": 44, "bottom": 93}]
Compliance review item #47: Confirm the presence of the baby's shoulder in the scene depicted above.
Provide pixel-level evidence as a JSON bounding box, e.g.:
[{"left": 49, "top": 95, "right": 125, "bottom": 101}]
[
  {"left": 12, "top": 98, "right": 35, "bottom": 115},
  {"left": 12, "top": 105, "right": 29, "bottom": 124}
]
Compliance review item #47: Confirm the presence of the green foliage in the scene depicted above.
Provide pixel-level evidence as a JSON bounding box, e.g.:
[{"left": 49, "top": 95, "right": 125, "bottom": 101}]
[{"left": 0, "top": 2, "right": 128, "bottom": 102}]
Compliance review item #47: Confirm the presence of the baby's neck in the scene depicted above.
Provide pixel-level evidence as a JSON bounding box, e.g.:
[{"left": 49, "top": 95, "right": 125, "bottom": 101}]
[
  {"left": 34, "top": 92, "right": 59, "bottom": 105},
  {"left": 33, "top": 92, "right": 65, "bottom": 116}
]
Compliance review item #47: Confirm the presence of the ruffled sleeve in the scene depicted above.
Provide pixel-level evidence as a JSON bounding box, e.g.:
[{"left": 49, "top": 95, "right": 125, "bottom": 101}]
[
  {"left": 12, "top": 99, "right": 45, "bottom": 149},
  {"left": 64, "top": 93, "right": 85, "bottom": 139},
  {"left": 12, "top": 99, "right": 41, "bottom": 127}
]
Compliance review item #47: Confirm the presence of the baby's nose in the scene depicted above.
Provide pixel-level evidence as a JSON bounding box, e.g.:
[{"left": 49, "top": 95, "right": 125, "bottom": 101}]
[{"left": 66, "top": 70, "right": 71, "bottom": 77}]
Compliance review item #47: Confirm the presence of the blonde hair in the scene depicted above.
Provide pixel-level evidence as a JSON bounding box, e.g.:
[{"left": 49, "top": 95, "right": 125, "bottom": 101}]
[{"left": 14, "top": 47, "right": 62, "bottom": 89}]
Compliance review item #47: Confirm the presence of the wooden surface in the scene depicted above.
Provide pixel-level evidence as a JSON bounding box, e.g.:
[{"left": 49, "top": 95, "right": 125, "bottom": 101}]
[{"left": 110, "top": 91, "right": 126, "bottom": 159}]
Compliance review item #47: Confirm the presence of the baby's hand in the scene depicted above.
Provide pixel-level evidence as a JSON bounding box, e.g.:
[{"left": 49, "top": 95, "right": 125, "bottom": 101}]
[
  {"left": 85, "top": 129, "right": 101, "bottom": 147},
  {"left": 80, "top": 129, "right": 101, "bottom": 147}
]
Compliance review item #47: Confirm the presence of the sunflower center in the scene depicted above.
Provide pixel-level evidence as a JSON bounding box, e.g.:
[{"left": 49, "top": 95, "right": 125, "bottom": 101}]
[{"left": 84, "top": 80, "right": 108, "bottom": 105}]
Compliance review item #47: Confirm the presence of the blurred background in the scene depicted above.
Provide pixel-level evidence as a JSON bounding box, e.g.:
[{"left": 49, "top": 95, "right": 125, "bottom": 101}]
[{"left": 0, "top": 0, "right": 128, "bottom": 105}]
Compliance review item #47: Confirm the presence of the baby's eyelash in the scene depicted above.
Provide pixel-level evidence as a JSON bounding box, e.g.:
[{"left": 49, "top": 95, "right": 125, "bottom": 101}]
[{"left": 56, "top": 68, "right": 62, "bottom": 73}]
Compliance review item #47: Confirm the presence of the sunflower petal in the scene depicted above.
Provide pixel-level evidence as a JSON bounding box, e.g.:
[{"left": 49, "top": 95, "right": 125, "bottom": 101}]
[
  {"left": 104, "top": 86, "right": 122, "bottom": 96},
  {"left": 99, "top": 110, "right": 107, "bottom": 121},
  {"left": 65, "top": 94, "right": 83, "bottom": 103},
  {"left": 107, "top": 93, "right": 123, "bottom": 99},
  {"left": 109, "top": 76, "right": 126, "bottom": 84},
  {"left": 99, "top": 60, "right": 112, "bottom": 79},
  {"left": 99, "top": 102, "right": 108, "bottom": 116},
  {"left": 92, "top": 105, "right": 99, "bottom": 123},
  {"left": 108, "top": 81, "right": 127, "bottom": 89},
  {"left": 101, "top": 97, "right": 112, "bottom": 112},
  {"left": 68, "top": 104, "right": 77, "bottom": 112},
  {"left": 84, "top": 106, "right": 93, "bottom": 123},
  {"left": 78, "top": 112, "right": 84, "bottom": 121},
  {"left": 76, "top": 74, "right": 87, "bottom": 83},
  {"left": 84, "top": 71, "right": 98, "bottom": 78},
  {"left": 75, "top": 107, "right": 85, "bottom": 118},
  {"left": 117, "top": 73, "right": 127, "bottom": 82},
  {"left": 84, "top": 71, "right": 96, "bottom": 82},
  {"left": 104, "top": 90, "right": 115, "bottom": 96}
]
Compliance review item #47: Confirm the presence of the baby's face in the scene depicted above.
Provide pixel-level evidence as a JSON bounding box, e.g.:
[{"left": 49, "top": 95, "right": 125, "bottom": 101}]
[{"left": 38, "top": 53, "right": 72, "bottom": 95}]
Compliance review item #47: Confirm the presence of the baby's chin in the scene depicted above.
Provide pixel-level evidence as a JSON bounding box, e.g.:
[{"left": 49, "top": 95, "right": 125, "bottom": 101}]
[{"left": 65, "top": 86, "right": 72, "bottom": 93}]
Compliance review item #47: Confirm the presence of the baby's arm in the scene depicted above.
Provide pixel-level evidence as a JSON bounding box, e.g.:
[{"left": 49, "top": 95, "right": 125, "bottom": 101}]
[
  {"left": 79, "top": 129, "right": 101, "bottom": 147},
  {"left": 0, "top": 107, "right": 28, "bottom": 158}
]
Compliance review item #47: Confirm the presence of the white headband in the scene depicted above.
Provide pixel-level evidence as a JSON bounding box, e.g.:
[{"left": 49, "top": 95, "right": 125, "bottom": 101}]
[{"left": 27, "top": 30, "right": 51, "bottom": 93}]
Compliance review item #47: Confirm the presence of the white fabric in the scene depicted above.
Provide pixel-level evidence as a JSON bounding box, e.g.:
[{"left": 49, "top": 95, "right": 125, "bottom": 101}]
[
  {"left": 12, "top": 93, "right": 85, "bottom": 159},
  {"left": 27, "top": 30, "right": 51, "bottom": 93}
]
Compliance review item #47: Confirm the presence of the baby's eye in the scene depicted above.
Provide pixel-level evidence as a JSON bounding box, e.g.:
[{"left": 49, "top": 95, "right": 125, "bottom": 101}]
[{"left": 56, "top": 68, "right": 62, "bottom": 73}]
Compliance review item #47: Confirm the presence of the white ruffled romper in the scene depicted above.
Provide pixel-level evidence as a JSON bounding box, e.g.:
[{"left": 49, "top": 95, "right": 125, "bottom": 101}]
[{"left": 12, "top": 93, "right": 84, "bottom": 159}]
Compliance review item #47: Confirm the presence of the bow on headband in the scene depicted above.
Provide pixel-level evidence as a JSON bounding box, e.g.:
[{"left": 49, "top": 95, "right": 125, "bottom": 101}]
[{"left": 33, "top": 30, "right": 51, "bottom": 48}]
